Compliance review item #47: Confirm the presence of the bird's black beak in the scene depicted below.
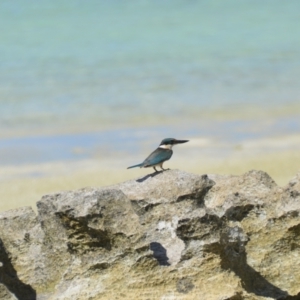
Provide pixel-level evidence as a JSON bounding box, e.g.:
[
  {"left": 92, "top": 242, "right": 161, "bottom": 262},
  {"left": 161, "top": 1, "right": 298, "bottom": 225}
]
[{"left": 173, "top": 139, "right": 189, "bottom": 144}]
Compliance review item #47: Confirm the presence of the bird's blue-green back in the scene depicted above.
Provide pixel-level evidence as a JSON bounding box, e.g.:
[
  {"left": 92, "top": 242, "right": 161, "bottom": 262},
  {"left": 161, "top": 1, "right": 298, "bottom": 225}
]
[{"left": 142, "top": 148, "right": 173, "bottom": 167}]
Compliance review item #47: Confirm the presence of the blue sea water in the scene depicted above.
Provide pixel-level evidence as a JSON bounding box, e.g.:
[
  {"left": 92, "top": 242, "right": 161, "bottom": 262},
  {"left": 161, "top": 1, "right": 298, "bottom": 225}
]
[{"left": 1, "top": 0, "right": 300, "bottom": 165}]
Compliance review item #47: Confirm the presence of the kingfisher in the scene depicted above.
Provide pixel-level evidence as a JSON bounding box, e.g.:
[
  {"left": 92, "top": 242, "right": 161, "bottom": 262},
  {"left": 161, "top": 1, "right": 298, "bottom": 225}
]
[{"left": 127, "top": 138, "right": 189, "bottom": 172}]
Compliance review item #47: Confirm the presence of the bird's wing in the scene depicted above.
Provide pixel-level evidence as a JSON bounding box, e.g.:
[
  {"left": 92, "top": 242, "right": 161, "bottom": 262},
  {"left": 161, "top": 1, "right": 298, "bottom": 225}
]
[{"left": 142, "top": 148, "right": 173, "bottom": 167}]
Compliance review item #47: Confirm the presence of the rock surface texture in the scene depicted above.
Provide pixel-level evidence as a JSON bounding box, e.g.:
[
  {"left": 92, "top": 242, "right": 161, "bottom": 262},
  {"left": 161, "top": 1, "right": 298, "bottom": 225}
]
[{"left": 1, "top": 169, "right": 300, "bottom": 300}]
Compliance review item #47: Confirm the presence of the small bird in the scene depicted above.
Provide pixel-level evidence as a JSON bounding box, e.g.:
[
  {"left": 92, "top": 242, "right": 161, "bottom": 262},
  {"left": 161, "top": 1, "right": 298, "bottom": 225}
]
[{"left": 127, "top": 138, "right": 189, "bottom": 172}]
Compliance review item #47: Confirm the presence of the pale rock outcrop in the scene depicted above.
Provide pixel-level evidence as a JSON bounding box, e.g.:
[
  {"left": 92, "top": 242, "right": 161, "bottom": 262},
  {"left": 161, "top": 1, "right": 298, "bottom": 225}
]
[{"left": 0, "top": 169, "right": 300, "bottom": 300}]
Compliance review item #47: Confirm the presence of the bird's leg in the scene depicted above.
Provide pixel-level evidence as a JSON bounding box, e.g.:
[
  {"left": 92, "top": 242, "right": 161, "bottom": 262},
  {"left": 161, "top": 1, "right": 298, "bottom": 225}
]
[
  {"left": 153, "top": 166, "right": 158, "bottom": 172},
  {"left": 160, "top": 164, "right": 169, "bottom": 171}
]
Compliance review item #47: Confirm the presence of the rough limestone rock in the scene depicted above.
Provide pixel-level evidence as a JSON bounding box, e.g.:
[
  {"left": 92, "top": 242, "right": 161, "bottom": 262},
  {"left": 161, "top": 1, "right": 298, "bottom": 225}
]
[{"left": 1, "top": 169, "right": 300, "bottom": 300}]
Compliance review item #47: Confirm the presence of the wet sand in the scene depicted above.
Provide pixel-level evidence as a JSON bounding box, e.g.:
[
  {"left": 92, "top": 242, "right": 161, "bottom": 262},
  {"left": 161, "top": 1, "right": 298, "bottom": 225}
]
[{"left": 1, "top": 134, "right": 300, "bottom": 212}]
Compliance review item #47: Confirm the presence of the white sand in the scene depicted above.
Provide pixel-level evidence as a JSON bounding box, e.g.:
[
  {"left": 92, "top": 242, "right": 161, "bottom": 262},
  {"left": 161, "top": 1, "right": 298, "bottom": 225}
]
[{"left": 1, "top": 134, "right": 300, "bottom": 212}]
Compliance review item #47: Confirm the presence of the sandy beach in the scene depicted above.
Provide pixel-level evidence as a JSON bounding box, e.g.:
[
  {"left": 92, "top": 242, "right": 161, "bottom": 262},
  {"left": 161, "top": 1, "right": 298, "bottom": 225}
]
[{"left": 1, "top": 133, "right": 300, "bottom": 212}]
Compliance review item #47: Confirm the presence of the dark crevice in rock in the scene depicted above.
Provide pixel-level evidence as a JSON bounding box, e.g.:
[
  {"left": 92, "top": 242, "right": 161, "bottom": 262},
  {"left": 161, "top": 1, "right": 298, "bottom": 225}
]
[
  {"left": 56, "top": 212, "right": 111, "bottom": 253},
  {"left": 271, "top": 223, "right": 300, "bottom": 254},
  {"left": 177, "top": 175, "right": 215, "bottom": 208},
  {"left": 150, "top": 242, "right": 170, "bottom": 266},
  {"left": 134, "top": 244, "right": 149, "bottom": 254},
  {"left": 289, "top": 190, "right": 300, "bottom": 198},
  {"left": 224, "top": 204, "right": 255, "bottom": 221},
  {"left": 0, "top": 239, "right": 37, "bottom": 300},
  {"left": 176, "top": 193, "right": 198, "bottom": 203},
  {"left": 89, "top": 262, "right": 110, "bottom": 271},
  {"left": 177, "top": 214, "right": 223, "bottom": 241},
  {"left": 176, "top": 189, "right": 207, "bottom": 208},
  {"left": 130, "top": 200, "right": 161, "bottom": 216}
]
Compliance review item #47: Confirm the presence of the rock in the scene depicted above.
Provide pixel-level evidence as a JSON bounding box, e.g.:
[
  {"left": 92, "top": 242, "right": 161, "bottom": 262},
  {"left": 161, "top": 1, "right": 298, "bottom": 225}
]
[{"left": 0, "top": 169, "right": 300, "bottom": 299}]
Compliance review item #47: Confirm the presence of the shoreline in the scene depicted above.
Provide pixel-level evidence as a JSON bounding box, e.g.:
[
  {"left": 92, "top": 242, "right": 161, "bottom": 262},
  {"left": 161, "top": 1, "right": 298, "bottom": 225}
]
[
  {"left": 1, "top": 107, "right": 300, "bottom": 140},
  {"left": 1, "top": 143, "right": 300, "bottom": 212},
  {"left": 1, "top": 115, "right": 300, "bottom": 166}
]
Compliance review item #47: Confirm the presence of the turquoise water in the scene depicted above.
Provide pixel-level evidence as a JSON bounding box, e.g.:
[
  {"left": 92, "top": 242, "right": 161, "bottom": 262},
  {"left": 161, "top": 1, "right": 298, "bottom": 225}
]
[{"left": 1, "top": 0, "right": 300, "bottom": 164}]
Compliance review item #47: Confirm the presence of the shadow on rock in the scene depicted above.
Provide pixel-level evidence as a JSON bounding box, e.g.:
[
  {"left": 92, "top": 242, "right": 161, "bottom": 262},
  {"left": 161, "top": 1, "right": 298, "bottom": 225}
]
[
  {"left": 212, "top": 226, "right": 290, "bottom": 299},
  {"left": 279, "top": 292, "right": 300, "bottom": 300},
  {"left": 136, "top": 170, "right": 164, "bottom": 183},
  {"left": 0, "top": 239, "right": 36, "bottom": 300},
  {"left": 150, "top": 242, "right": 170, "bottom": 266}
]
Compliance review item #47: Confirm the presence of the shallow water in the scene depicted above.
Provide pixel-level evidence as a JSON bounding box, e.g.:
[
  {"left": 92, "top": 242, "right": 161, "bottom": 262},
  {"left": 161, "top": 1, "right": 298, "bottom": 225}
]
[
  {"left": 1, "top": 116, "right": 300, "bottom": 166},
  {"left": 1, "top": 0, "right": 300, "bottom": 165}
]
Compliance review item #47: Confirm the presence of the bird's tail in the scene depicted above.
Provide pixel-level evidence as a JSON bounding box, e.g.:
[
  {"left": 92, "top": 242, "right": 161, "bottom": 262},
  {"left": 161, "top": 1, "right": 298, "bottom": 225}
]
[{"left": 127, "top": 163, "right": 143, "bottom": 169}]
